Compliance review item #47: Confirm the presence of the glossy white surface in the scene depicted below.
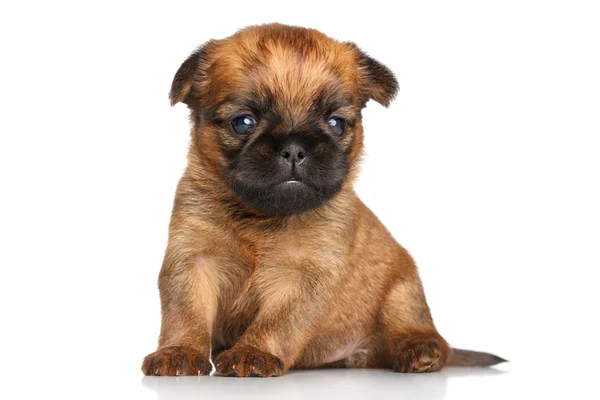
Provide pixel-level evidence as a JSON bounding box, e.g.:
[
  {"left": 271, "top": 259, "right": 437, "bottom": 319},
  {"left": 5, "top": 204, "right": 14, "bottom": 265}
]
[
  {"left": 142, "top": 368, "right": 504, "bottom": 399},
  {"left": 6, "top": 363, "right": 596, "bottom": 399}
]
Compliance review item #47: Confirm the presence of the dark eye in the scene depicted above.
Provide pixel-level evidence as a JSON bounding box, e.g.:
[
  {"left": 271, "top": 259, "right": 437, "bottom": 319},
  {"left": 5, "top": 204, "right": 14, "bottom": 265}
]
[
  {"left": 231, "top": 115, "right": 257, "bottom": 135},
  {"left": 327, "top": 117, "right": 346, "bottom": 136}
]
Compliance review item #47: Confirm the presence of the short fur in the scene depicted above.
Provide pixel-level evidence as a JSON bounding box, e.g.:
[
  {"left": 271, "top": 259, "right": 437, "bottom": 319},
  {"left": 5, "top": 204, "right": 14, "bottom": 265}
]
[{"left": 142, "top": 23, "right": 505, "bottom": 377}]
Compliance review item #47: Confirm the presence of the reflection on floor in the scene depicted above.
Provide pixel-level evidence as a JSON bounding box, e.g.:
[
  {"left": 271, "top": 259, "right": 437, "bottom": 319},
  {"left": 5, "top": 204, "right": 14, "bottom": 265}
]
[{"left": 142, "top": 367, "right": 507, "bottom": 400}]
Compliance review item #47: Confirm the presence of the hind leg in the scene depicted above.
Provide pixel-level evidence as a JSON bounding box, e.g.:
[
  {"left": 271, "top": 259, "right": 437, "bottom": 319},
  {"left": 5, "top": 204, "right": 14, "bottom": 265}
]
[{"left": 377, "top": 272, "right": 450, "bottom": 373}]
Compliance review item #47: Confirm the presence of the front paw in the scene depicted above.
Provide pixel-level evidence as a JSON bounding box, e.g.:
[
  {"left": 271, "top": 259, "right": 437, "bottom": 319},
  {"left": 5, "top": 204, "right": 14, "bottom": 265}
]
[
  {"left": 214, "top": 345, "right": 284, "bottom": 377},
  {"left": 392, "top": 337, "right": 447, "bottom": 373},
  {"left": 142, "top": 346, "right": 212, "bottom": 376}
]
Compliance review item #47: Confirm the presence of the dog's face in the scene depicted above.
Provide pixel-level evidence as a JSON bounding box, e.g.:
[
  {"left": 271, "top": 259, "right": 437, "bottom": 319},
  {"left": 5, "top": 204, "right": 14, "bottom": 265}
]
[{"left": 170, "top": 24, "right": 398, "bottom": 215}]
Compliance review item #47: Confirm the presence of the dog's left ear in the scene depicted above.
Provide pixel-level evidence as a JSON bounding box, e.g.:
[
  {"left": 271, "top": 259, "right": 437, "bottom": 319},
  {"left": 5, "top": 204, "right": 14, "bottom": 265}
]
[
  {"left": 348, "top": 43, "right": 399, "bottom": 107},
  {"left": 169, "top": 40, "right": 216, "bottom": 106}
]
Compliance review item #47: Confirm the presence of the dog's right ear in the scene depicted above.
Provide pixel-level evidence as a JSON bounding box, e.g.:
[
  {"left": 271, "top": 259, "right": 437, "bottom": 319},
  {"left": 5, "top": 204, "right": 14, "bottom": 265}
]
[{"left": 169, "top": 41, "right": 215, "bottom": 106}]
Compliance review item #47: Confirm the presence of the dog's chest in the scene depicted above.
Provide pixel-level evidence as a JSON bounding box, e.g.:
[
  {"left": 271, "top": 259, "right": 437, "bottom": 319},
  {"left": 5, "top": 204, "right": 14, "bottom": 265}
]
[
  {"left": 216, "top": 230, "right": 343, "bottom": 343},
  {"left": 221, "top": 238, "right": 311, "bottom": 315}
]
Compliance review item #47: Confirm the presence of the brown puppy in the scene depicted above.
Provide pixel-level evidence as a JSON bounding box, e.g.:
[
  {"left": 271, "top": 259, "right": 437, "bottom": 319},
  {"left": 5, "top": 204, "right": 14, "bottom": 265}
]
[{"left": 142, "top": 23, "right": 505, "bottom": 377}]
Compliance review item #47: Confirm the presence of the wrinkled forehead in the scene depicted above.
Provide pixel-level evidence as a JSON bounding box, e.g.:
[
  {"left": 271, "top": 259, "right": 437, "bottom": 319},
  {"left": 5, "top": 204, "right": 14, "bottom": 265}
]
[{"left": 200, "top": 36, "right": 363, "bottom": 119}]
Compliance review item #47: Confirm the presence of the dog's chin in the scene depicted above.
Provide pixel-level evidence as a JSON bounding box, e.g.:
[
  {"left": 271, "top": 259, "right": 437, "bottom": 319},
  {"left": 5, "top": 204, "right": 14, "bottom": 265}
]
[{"left": 230, "top": 180, "right": 341, "bottom": 216}]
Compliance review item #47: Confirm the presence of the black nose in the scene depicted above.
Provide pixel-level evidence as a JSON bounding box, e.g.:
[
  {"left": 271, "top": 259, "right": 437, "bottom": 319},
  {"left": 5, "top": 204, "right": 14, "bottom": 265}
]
[{"left": 280, "top": 143, "right": 306, "bottom": 165}]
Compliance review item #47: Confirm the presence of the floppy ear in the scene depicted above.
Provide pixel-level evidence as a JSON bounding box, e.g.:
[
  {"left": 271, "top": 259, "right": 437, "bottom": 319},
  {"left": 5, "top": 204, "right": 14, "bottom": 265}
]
[
  {"left": 350, "top": 44, "right": 399, "bottom": 107},
  {"left": 169, "top": 41, "right": 215, "bottom": 106}
]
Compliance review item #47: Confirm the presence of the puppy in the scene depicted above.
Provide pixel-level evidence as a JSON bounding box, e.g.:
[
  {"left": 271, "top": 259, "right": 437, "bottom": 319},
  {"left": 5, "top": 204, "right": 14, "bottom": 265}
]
[{"left": 142, "top": 23, "right": 505, "bottom": 377}]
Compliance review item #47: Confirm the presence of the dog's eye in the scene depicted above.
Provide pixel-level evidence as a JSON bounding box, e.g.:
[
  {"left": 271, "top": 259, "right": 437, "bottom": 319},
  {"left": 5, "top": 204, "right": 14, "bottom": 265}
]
[
  {"left": 231, "top": 115, "right": 257, "bottom": 135},
  {"left": 327, "top": 117, "right": 346, "bottom": 136}
]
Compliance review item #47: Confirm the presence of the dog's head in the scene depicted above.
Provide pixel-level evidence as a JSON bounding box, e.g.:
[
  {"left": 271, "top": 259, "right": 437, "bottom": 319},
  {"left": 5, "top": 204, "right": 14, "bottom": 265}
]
[{"left": 171, "top": 24, "right": 398, "bottom": 215}]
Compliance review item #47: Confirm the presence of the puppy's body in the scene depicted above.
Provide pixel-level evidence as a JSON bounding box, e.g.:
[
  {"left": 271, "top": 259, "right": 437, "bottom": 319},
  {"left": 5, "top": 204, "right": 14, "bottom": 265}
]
[{"left": 143, "top": 24, "right": 504, "bottom": 377}]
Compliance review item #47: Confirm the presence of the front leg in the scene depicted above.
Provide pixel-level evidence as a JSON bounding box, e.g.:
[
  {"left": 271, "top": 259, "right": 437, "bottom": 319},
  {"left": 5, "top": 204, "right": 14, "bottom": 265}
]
[
  {"left": 215, "top": 263, "right": 335, "bottom": 377},
  {"left": 142, "top": 230, "right": 220, "bottom": 376}
]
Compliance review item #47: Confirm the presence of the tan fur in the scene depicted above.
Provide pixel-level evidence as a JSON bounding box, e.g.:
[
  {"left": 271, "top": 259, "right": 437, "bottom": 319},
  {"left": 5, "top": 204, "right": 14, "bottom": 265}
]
[{"left": 142, "top": 23, "right": 504, "bottom": 377}]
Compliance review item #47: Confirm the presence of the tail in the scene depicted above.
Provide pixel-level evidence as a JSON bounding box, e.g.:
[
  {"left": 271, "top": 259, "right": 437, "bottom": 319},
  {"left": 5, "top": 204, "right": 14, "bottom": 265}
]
[{"left": 446, "top": 348, "right": 507, "bottom": 367}]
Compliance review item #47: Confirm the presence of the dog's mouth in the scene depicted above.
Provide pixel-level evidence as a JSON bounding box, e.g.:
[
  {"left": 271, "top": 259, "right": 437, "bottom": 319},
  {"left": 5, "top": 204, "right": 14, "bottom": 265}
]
[
  {"left": 282, "top": 176, "right": 302, "bottom": 184},
  {"left": 228, "top": 174, "right": 327, "bottom": 215},
  {"left": 276, "top": 177, "right": 308, "bottom": 190}
]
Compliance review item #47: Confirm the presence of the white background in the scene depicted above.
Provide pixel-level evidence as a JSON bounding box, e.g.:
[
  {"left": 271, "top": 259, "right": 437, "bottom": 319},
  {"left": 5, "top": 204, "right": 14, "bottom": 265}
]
[{"left": 1, "top": 1, "right": 599, "bottom": 399}]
